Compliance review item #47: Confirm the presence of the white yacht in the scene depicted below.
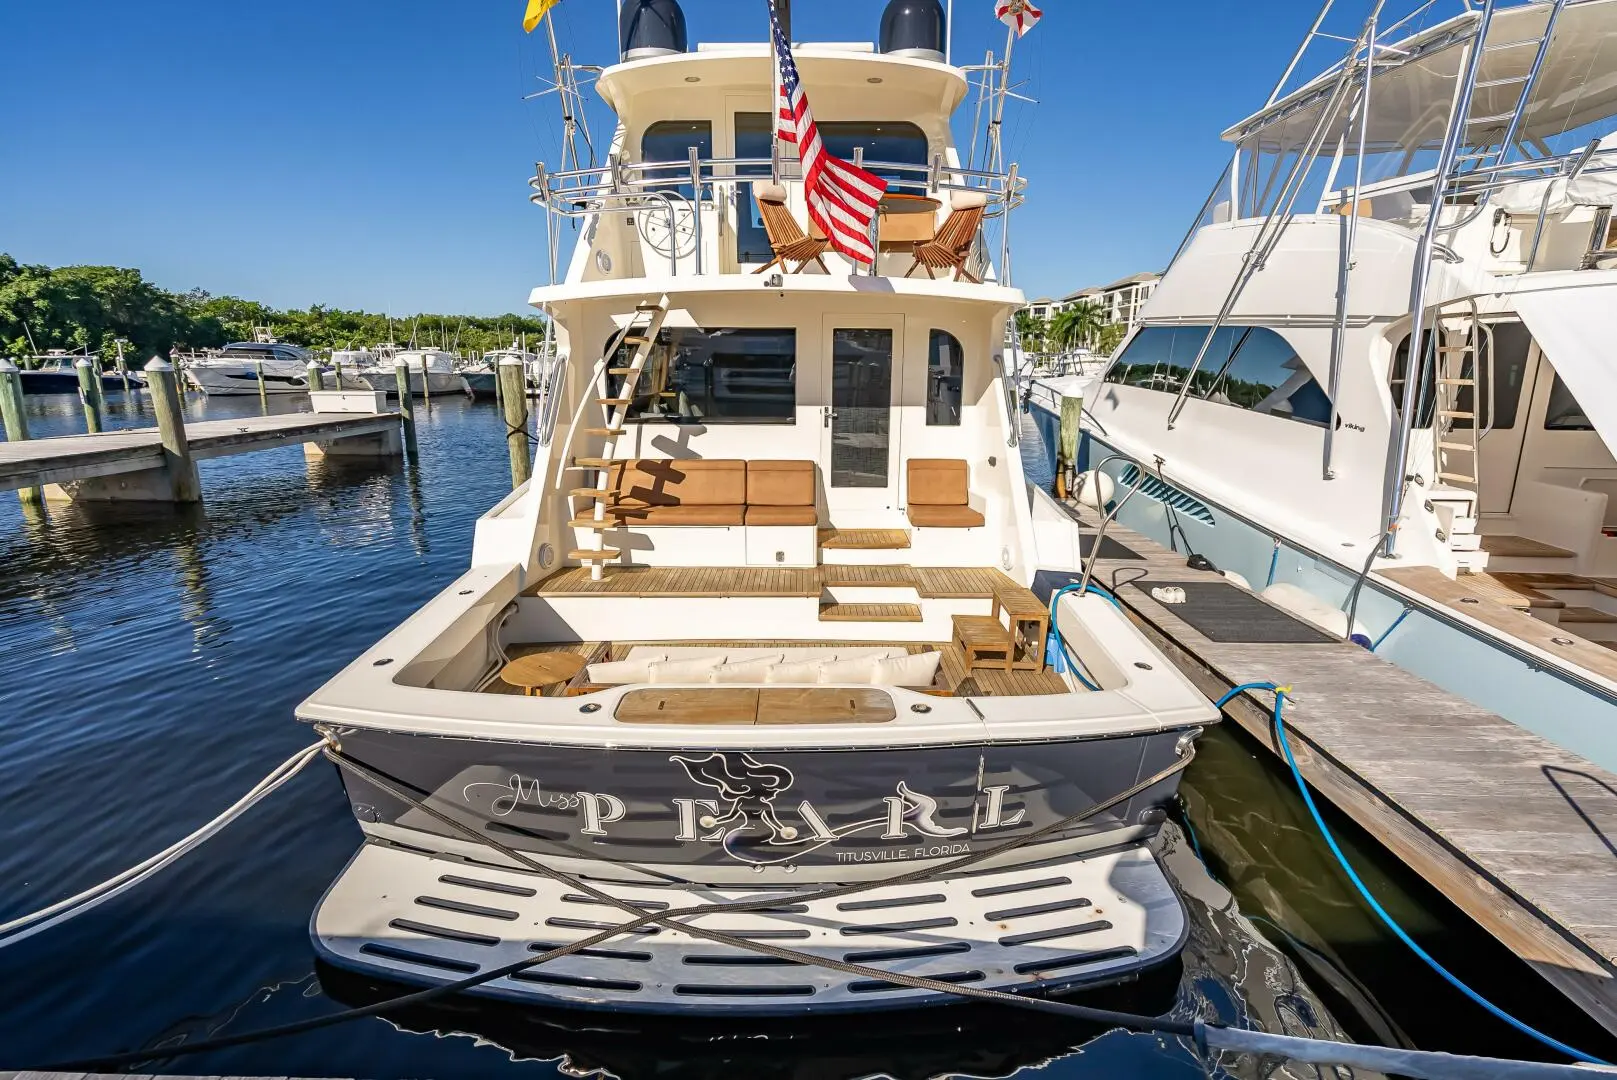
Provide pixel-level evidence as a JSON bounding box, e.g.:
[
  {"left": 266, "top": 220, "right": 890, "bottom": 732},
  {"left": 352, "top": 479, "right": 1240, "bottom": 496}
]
[
  {"left": 357, "top": 347, "right": 466, "bottom": 396},
  {"left": 300, "top": 0, "right": 1218, "bottom": 1015},
  {"left": 1042, "top": 0, "right": 1617, "bottom": 771},
  {"left": 182, "top": 339, "right": 316, "bottom": 396}
]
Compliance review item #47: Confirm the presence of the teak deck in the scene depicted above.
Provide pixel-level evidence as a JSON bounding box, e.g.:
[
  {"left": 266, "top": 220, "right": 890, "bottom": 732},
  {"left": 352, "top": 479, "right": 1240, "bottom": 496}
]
[{"left": 1061, "top": 502, "right": 1617, "bottom": 1036}]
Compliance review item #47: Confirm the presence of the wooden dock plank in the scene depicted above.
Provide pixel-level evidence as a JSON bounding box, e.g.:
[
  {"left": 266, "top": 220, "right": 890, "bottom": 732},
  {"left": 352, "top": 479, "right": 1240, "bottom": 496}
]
[
  {"left": 0, "top": 411, "right": 401, "bottom": 492},
  {"left": 1058, "top": 501, "right": 1617, "bottom": 1035}
]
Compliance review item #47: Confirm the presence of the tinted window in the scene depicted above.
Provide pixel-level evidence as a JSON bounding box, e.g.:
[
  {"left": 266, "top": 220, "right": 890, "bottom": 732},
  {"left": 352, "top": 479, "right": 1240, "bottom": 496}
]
[
  {"left": 1545, "top": 373, "right": 1593, "bottom": 431},
  {"left": 734, "top": 113, "right": 774, "bottom": 263},
  {"left": 607, "top": 327, "right": 795, "bottom": 424},
  {"left": 641, "top": 120, "right": 713, "bottom": 198},
  {"left": 1454, "top": 322, "right": 1531, "bottom": 431},
  {"left": 927, "top": 330, "right": 964, "bottom": 425},
  {"left": 1104, "top": 325, "right": 1245, "bottom": 395},
  {"left": 1393, "top": 323, "right": 1531, "bottom": 431},
  {"left": 1205, "top": 326, "right": 1332, "bottom": 425},
  {"left": 817, "top": 121, "right": 928, "bottom": 187}
]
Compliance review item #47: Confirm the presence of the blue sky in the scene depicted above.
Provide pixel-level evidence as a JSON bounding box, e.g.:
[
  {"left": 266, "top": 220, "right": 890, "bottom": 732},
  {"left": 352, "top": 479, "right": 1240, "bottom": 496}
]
[{"left": 1, "top": 0, "right": 1332, "bottom": 314}]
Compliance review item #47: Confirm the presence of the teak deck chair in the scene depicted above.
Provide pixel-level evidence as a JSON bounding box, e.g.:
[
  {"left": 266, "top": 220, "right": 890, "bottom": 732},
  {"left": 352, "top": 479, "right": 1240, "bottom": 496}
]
[
  {"left": 906, "top": 189, "right": 988, "bottom": 283},
  {"left": 753, "top": 182, "right": 831, "bottom": 275}
]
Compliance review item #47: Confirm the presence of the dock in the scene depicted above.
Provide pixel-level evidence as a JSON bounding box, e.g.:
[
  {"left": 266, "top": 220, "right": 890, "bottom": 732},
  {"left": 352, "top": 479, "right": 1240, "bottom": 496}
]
[
  {"left": 1056, "top": 502, "right": 1617, "bottom": 1037},
  {"left": 0, "top": 401, "right": 403, "bottom": 505}
]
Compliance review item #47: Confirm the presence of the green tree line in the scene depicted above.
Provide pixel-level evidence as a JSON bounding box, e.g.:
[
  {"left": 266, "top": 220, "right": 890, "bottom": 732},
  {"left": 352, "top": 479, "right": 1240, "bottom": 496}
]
[{"left": 0, "top": 254, "right": 549, "bottom": 362}]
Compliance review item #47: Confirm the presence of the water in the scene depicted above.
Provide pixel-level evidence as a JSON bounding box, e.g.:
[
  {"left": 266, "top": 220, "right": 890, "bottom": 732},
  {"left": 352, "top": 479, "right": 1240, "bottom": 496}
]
[{"left": 0, "top": 393, "right": 1608, "bottom": 1078}]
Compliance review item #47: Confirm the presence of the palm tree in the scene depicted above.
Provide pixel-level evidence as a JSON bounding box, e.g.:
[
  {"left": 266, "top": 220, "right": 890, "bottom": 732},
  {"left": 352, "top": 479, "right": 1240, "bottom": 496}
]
[
  {"left": 1049, "top": 301, "right": 1107, "bottom": 351},
  {"left": 1013, "top": 310, "right": 1048, "bottom": 355}
]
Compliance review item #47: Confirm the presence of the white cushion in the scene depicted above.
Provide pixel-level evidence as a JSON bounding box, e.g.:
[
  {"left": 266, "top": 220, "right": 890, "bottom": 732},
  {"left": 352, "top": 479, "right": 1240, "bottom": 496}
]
[
  {"left": 586, "top": 655, "right": 667, "bottom": 684},
  {"left": 765, "top": 659, "right": 827, "bottom": 684},
  {"left": 755, "top": 181, "right": 789, "bottom": 203},
  {"left": 647, "top": 656, "right": 725, "bottom": 684},
  {"left": 951, "top": 188, "right": 989, "bottom": 211},
  {"left": 870, "top": 651, "right": 943, "bottom": 688},
  {"left": 710, "top": 655, "right": 784, "bottom": 684},
  {"left": 818, "top": 656, "right": 879, "bottom": 684}
]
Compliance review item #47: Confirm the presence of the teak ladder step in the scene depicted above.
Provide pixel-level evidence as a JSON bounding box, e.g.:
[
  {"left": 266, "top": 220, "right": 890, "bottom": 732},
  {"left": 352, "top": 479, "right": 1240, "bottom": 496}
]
[
  {"left": 569, "top": 548, "right": 620, "bottom": 562},
  {"left": 578, "top": 294, "right": 673, "bottom": 580},
  {"left": 569, "top": 518, "right": 618, "bottom": 531},
  {"left": 570, "top": 487, "right": 612, "bottom": 499},
  {"left": 818, "top": 602, "right": 923, "bottom": 623}
]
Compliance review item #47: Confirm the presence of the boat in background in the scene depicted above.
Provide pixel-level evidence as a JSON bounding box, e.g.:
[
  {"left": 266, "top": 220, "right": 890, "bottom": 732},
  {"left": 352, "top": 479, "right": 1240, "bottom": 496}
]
[
  {"left": 182, "top": 339, "right": 316, "bottom": 396},
  {"left": 1066, "top": 0, "right": 1617, "bottom": 772},
  {"left": 357, "top": 348, "right": 464, "bottom": 396},
  {"left": 16, "top": 351, "right": 144, "bottom": 394}
]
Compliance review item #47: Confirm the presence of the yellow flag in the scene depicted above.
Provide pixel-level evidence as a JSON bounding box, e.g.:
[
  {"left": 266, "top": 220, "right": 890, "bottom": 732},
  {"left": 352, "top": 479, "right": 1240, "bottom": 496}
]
[{"left": 523, "top": 0, "right": 560, "bottom": 32}]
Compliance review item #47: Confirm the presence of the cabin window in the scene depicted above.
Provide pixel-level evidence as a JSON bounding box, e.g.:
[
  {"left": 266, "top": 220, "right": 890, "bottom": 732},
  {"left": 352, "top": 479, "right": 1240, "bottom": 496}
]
[
  {"left": 817, "top": 121, "right": 928, "bottom": 188},
  {"left": 606, "top": 328, "right": 796, "bottom": 424},
  {"left": 1203, "top": 326, "right": 1332, "bottom": 426},
  {"left": 1104, "top": 324, "right": 1331, "bottom": 426},
  {"left": 641, "top": 120, "right": 713, "bottom": 198},
  {"left": 1544, "top": 373, "right": 1593, "bottom": 431},
  {"left": 927, "top": 330, "right": 964, "bottom": 425},
  {"left": 1104, "top": 325, "right": 1244, "bottom": 395}
]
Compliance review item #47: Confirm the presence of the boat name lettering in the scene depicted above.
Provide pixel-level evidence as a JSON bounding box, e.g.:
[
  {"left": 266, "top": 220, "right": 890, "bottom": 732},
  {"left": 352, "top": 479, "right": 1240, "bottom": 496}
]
[{"left": 457, "top": 753, "right": 1029, "bottom": 865}]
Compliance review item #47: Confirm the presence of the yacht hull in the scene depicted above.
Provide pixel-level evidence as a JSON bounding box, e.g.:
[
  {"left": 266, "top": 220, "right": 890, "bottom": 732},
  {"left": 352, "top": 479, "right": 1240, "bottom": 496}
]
[
  {"left": 358, "top": 370, "right": 466, "bottom": 397},
  {"left": 311, "top": 723, "right": 1195, "bottom": 1012},
  {"left": 186, "top": 363, "right": 310, "bottom": 396},
  {"left": 1061, "top": 425, "right": 1617, "bottom": 772}
]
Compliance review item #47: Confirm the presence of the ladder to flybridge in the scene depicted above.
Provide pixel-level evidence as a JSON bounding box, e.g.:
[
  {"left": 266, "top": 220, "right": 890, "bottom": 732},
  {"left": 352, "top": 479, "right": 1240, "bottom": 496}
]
[{"left": 565, "top": 297, "right": 670, "bottom": 580}]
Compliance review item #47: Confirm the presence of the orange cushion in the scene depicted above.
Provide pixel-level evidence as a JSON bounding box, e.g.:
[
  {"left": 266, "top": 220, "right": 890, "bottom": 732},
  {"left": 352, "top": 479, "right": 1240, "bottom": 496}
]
[
  {"left": 746, "top": 505, "right": 818, "bottom": 526},
  {"left": 612, "top": 504, "right": 745, "bottom": 527},
  {"left": 908, "top": 504, "right": 984, "bottom": 528},
  {"left": 907, "top": 458, "right": 969, "bottom": 506},
  {"left": 747, "top": 460, "right": 816, "bottom": 507},
  {"left": 614, "top": 459, "right": 747, "bottom": 508}
]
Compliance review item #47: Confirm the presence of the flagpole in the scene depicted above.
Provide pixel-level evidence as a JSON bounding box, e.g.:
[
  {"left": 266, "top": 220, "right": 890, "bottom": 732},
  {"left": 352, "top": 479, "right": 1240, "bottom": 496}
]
[{"left": 946, "top": 0, "right": 955, "bottom": 65}]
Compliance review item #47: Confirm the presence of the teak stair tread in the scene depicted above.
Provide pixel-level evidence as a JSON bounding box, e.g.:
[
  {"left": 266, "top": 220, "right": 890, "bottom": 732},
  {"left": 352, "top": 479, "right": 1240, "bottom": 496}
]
[
  {"left": 569, "top": 518, "right": 617, "bottom": 531},
  {"left": 586, "top": 427, "right": 627, "bottom": 437},
  {"left": 818, "top": 602, "right": 923, "bottom": 623},
  {"left": 1452, "top": 572, "right": 1564, "bottom": 610},
  {"left": 570, "top": 487, "right": 613, "bottom": 498},
  {"left": 568, "top": 548, "right": 620, "bottom": 561},
  {"left": 818, "top": 527, "right": 912, "bottom": 550},
  {"left": 1479, "top": 534, "right": 1576, "bottom": 559},
  {"left": 1493, "top": 572, "right": 1617, "bottom": 599},
  {"left": 953, "top": 614, "right": 1011, "bottom": 648},
  {"left": 571, "top": 458, "right": 629, "bottom": 469},
  {"left": 1558, "top": 606, "right": 1617, "bottom": 625},
  {"left": 597, "top": 397, "right": 635, "bottom": 406}
]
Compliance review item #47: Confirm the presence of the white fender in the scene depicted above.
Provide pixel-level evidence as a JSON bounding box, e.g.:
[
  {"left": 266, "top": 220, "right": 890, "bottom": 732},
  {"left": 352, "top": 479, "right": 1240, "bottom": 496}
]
[
  {"left": 1261, "top": 583, "right": 1367, "bottom": 641},
  {"left": 1072, "top": 469, "right": 1116, "bottom": 510}
]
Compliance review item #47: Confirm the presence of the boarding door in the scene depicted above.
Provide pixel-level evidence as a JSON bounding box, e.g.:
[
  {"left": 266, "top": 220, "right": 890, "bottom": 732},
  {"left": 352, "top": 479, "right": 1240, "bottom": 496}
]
[{"left": 821, "top": 316, "right": 904, "bottom": 524}]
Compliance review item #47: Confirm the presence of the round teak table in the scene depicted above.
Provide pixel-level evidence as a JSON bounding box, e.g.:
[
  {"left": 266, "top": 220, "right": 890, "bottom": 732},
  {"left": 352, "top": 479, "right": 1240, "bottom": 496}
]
[{"left": 501, "top": 652, "right": 586, "bottom": 696}]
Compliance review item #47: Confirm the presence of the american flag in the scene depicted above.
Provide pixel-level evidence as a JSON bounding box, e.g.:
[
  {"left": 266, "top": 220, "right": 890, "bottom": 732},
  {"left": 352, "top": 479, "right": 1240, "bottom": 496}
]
[{"left": 769, "top": 0, "right": 886, "bottom": 266}]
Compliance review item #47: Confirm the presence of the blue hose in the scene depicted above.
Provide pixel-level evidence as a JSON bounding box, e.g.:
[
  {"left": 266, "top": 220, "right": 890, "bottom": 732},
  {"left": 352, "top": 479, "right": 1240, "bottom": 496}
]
[
  {"left": 1214, "top": 681, "right": 1609, "bottom": 1066},
  {"left": 1045, "top": 582, "right": 1120, "bottom": 691}
]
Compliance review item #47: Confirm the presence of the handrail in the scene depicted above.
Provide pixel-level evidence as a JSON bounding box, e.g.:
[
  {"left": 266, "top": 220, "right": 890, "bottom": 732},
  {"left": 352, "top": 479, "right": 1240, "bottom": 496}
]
[
  {"left": 529, "top": 155, "right": 1027, "bottom": 216},
  {"left": 1076, "top": 453, "right": 1150, "bottom": 597},
  {"left": 530, "top": 187, "right": 685, "bottom": 276}
]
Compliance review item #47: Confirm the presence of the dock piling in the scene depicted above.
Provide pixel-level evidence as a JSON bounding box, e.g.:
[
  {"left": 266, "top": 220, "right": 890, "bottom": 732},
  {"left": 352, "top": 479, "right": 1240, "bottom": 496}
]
[
  {"left": 1056, "top": 395, "right": 1082, "bottom": 498},
  {"left": 306, "top": 359, "right": 325, "bottom": 394},
  {"left": 144, "top": 358, "right": 201, "bottom": 503},
  {"left": 498, "top": 355, "right": 531, "bottom": 489},
  {"left": 394, "top": 358, "right": 419, "bottom": 460},
  {"left": 419, "top": 356, "right": 431, "bottom": 407},
  {"left": 255, "top": 358, "right": 268, "bottom": 409},
  {"left": 0, "top": 360, "right": 44, "bottom": 510},
  {"left": 75, "top": 359, "right": 104, "bottom": 434}
]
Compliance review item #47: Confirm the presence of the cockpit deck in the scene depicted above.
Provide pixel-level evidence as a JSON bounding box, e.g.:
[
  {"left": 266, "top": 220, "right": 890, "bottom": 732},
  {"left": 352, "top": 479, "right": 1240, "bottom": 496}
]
[{"left": 494, "top": 563, "right": 1071, "bottom": 699}]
